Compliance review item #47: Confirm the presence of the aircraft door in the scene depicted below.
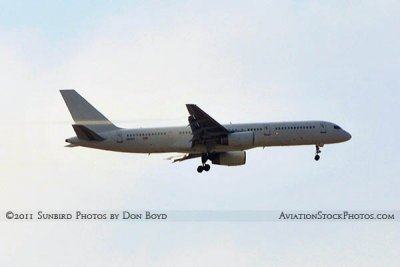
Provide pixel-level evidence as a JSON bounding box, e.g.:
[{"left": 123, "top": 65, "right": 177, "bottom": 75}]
[
  {"left": 264, "top": 125, "right": 271, "bottom": 136},
  {"left": 320, "top": 123, "right": 327, "bottom": 134},
  {"left": 115, "top": 130, "right": 124, "bottom": 143}
]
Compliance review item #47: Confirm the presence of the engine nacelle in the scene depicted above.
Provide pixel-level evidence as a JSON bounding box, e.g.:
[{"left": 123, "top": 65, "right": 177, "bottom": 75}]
[
  {"left": 212, "top": 151, "right": 246, "bottom": 166},
  {"left": 220, "top": 131, "right": 254, "bottom": 147}
]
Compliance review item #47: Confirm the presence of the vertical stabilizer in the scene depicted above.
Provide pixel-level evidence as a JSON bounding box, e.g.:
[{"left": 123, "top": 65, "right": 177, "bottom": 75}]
[{"left": 60, "top": 89, "right": 119, "bottom": 133}]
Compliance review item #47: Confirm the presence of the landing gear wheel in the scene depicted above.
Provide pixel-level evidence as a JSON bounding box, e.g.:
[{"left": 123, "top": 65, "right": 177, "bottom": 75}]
[
  {"left": 198, "top": 153, "right": 211, "bottom": 173},
  {"left": 204, "top": 164, "right": 210, "bottom": 172},
  {"left": 197, "top": 166, "right": 204, "bottom": 173},
  {"left": 314, "top": 145, "right": 322, "bottom": 161}
]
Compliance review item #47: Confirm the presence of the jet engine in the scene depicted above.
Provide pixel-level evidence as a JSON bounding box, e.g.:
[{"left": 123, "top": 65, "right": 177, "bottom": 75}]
[
  {"left": 220, "top": 131, "right": 254, "bottom": 147},
  {"left": 211, "top": 151, "right": 246, "bottom": 166}
]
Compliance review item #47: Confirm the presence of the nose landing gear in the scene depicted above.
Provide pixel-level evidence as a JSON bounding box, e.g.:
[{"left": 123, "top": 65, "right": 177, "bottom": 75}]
[{"left": 314, "top": 145, "right": 321, "bottom": 161}]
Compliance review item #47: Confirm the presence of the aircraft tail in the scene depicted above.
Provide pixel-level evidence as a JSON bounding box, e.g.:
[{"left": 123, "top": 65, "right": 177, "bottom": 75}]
[{"left": 60, "top": 89, "right": 119, "bottom": 133}]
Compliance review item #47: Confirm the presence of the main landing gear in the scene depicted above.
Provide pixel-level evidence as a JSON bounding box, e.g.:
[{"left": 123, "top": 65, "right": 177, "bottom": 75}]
[
  {"left": 314, "top": 145, "right": 322, "bottom": 161},
  {"left": 197, "top": 154, "right": 211, "bottom": 173},
  {"left": 197, "top": 164, "right": 210, "bottom": 173}
]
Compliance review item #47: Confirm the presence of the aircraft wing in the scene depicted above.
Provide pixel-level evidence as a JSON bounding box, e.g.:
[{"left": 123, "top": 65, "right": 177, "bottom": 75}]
[
  {"left": 186, "top": 104, "right": 230, "bottom": 148},
  {"left": 169, "top": 153, "right": 202, "bottom": 163}
]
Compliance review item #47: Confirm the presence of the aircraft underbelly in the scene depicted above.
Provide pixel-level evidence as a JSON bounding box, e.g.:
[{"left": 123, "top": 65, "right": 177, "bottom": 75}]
[{"left": 78, "top": 130, "right": 335, "bottom": 153}]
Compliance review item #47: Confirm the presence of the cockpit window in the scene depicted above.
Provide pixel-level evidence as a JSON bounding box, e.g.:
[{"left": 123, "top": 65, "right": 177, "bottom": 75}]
[{"left": 334, "top": 125, "right": 341, "bottom": 130}]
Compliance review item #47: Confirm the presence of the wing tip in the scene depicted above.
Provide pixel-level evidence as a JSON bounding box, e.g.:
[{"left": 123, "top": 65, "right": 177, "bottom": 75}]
[{"left": 60, "top": 89, "right": 76, "bottom": 93}]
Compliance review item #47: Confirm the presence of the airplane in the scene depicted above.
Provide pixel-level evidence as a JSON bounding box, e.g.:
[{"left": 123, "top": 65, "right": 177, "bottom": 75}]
[{"left": 60, "top": 90, "right": 351, "bottom": 173}]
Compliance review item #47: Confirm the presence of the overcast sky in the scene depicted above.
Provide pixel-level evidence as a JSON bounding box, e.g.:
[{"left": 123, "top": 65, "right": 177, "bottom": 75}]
[{"left": 1, "top": 1, "right": 399, "bottom": 266}]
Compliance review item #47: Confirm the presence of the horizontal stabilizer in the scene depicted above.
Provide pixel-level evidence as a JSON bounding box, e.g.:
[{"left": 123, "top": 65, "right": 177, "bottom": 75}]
[
  {"left": 72, "top": 124, "right": 104, "bottom": 141},
  {"left": 65, "top": 144, "right": 78, "bottom": 148}
]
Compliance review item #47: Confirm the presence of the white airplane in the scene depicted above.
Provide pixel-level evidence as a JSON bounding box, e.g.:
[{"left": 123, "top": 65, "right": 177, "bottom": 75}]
[{"left": 61, "top": 90, "right": 351, "bottom": 173}]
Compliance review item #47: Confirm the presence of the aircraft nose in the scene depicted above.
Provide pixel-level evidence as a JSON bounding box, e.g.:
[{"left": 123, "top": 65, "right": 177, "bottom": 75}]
[{"left": 344, "top": 131, "right": 352, "bottom": 141}]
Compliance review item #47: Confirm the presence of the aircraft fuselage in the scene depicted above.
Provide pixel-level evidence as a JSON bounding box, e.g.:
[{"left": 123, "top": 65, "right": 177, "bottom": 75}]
[{"left": 66, "top": 120, "right": 351, "bottom": 154}]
